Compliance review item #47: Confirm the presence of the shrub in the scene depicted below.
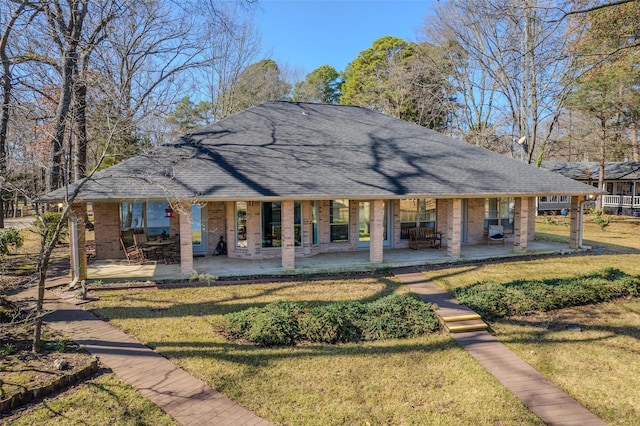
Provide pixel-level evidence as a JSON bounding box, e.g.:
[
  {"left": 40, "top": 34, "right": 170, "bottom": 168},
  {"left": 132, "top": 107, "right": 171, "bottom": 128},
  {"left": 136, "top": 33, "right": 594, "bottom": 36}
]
[
  {"left": 455, "top": 268, "right": 640, "bottom": 320},
  {"left": 35, "top": 211, "right": 68, "bottom": 245},
  {"left": 225, "top": 307, "right": 260, "bottom": 339},
  {"left": 593, "top": 209, "right": 611, "bottom": 230},
  {"left": 223, "top": 294, "right": 439, "bottom": 346},
  {"left": 233, "top": 301, "right": 304, "bottom": 346},
  {"left": 361, "top": 294, "right": 438, "bottom": 341},
  {"left": 0, "top": 228, "right": 23, "bottom": 255},
  {"left": 299, "top": 301, "right": 365, "bottom": 343}
]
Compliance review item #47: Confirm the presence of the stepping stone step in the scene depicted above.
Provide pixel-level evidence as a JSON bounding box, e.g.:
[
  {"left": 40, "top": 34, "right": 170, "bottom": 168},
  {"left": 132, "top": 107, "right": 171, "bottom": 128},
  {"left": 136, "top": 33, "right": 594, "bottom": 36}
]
[
  {"left": 440, "top": 313, "right": 482, "bottom": 323},
  {"left": 444, "top": 319, "right": 488, "bottom": 333}
]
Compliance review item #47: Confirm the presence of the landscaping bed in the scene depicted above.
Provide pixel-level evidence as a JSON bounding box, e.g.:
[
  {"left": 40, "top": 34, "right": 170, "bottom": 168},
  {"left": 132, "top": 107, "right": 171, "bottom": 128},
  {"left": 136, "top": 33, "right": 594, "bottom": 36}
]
[{"left": 0, "top": 298, "right": 98, "bottom": 415}]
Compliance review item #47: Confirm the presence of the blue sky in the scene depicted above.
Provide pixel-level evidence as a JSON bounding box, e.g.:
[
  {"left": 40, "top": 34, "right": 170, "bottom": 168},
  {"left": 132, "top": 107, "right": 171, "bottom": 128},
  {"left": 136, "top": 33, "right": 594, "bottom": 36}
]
[{"left": 254, "top": 0, "right": 435, "bottom": 75}]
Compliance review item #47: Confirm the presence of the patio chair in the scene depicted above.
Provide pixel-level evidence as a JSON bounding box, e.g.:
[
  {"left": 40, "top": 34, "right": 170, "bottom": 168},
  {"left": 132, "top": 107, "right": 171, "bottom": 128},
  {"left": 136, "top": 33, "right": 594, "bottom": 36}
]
[
  {"left": 120, "top": 237, "right": 144, "bottom": 264},
  {"left": 166, "top": 236, "right": 180, "bottom": 263},
  {"left": 487, "top": 225, "right": 505, "bottom": 245},
  {"left": 133, "top": 233, "right": 155, "bottom": 260}
]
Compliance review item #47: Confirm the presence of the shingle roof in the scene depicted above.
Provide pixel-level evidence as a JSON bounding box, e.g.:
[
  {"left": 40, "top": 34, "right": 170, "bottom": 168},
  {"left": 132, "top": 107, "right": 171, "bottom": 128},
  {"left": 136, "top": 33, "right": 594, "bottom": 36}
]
[
  {"left": 45, "top": 101, "right": 599, "bottom": 202},
  {"left": 541, "top": 161, "right": 640, "bottom": 181}
]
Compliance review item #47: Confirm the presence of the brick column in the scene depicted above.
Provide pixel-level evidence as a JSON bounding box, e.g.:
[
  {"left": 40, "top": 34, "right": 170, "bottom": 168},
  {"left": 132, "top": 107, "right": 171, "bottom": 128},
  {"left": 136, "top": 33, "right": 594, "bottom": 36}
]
[
  {"left": 179, "top": 202, "right": 194, "bottom": 275},
  {"left": 246, "top": 202, "right": 261, "bottom": 257},
  {"left": 447, "top": 199, "right": 462, "bottom": 258},
  {"left": 281, "top": 200, "right": 295, "bottom": 270},
  {"left": 369, "top": 200, "right": 384, "bottom": 263},
  {"left": 513, "top": 197, "right": 529, "bottom": 253},
  {"left": 69, "top": 203, "right": 87, "bottom": 282},
  {"left": 569, "top": 196, "right": 581, "bottom": 249}
]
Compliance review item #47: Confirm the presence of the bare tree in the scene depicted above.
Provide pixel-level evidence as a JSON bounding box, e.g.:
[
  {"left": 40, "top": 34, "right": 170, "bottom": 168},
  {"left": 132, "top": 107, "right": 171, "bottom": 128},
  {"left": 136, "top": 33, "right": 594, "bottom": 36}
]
[
  {"left": 424, "top": 0, "right": 581, "bottom": 162},
  {"left": 0, "top": 0, "right": 38, "bottom": 227},
  {"left": 195, "top": 1, "right": 262, "bottom": 120}
]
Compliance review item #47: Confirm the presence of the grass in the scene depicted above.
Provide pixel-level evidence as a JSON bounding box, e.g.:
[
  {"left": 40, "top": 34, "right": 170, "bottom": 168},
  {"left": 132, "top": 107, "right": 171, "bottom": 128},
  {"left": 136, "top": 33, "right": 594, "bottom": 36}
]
[
  {"left": 420, "top": 214, "right": 640, "bottom": 425},
  {"left": 86, "top": 278, "right": 542, "bottom": 425},
  {"left": 8, "top": 212, "right": 640, "bottom": 424},
  {"left": 1, "top": 373, "right": 178, "bottom": 425},
  {"left": 491, "top": 300, "right": 640, "bottom": 425}
]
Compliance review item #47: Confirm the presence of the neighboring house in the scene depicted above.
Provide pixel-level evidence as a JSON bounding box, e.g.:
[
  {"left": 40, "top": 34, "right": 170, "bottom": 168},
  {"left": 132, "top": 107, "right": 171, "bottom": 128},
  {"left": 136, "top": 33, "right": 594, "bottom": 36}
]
[
  {"left": 44, "top": 102, "right": 599, "bottom": 279},
  {"left": 540, "top": 161, "right": 640, "bottom": 215}
]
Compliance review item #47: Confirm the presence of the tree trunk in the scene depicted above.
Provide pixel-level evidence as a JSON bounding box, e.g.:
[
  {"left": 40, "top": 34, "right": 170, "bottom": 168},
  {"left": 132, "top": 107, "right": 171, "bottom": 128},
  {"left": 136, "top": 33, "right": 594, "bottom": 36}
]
[
  {"left": 73, "top": 81, "right": 88, "bottom": 180},
  {"left": 597, "top": 118, "right": 607, "bottom": 210},
  {"left": 631, "top": 121, "right": 639, "bottom": 162},
  {"left": 0, "top": 3, "right": 27, "bottom": 227},
  {"left": 45, "top": 0, "right": 88, "bottom": 192},
  {"left": 48, "top": 56, "right": 75, "bottom": 192}
]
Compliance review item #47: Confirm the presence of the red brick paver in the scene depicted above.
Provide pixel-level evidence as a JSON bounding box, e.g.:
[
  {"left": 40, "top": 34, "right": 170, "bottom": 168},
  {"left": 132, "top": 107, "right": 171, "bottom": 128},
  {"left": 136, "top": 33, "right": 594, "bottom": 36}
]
[
  {"left": 9, "top": 286, "right": 271, "bottom": 426},
  {"left": 394, "top": 268, "right": 606, "bottom": 426}
]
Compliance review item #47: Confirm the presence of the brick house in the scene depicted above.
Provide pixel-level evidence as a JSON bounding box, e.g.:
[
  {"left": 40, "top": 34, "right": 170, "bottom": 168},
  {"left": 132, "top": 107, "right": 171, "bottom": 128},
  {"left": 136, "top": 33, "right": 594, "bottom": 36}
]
[{"left": 45, "top": 101, "right": 599, "bottom": 279}]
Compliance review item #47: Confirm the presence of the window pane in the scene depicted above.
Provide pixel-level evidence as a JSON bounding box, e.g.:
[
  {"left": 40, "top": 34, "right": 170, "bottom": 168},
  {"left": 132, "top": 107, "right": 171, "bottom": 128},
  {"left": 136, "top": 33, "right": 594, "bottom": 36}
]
[
  {"left": 330, "top": 199, "right": 349, "bottom": 242},
  {"left": 330, "top": 224, "right": 349, "bottom": 242},
  {"left": 294, "top": 201, "right": 302, "bottom": 247},
  {"left": 262, "top": 201, "right": 302, "bottom": 248},
  {"left": 485, "top": 198, "right": 514, "bottom": 233},
  {"left": 120, "top": 202, "right": 143, "bottom": 230},
  {"left": 312, "top": 201, "right": 318, "bottom": 245},
  {"left": 262, "top": 202, "right": 282, "bottom": 248},
  {"left": 146, "top": 202, "right": 170, "bottom": 238},
  {"left": 236, "top": 202, "right": 247, "bottom": 248},
  {"left": 400, "top": 198, "right": 436, "bottom": 239}
]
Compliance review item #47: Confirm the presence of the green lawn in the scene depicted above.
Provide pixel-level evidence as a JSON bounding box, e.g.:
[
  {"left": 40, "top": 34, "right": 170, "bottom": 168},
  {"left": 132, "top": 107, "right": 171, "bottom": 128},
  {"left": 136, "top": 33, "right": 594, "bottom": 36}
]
[
  {"left": 86, "top": 278, "right": 542, "bottom": 425},
  {"left": 1, "top": 373, "right": 178, "bottom": 426},
  {"left": 421, "top": 214, "right": 640, "bottom": 425},
  {"left": 14, "top": 212, "right": 639, "bottom": 425}
]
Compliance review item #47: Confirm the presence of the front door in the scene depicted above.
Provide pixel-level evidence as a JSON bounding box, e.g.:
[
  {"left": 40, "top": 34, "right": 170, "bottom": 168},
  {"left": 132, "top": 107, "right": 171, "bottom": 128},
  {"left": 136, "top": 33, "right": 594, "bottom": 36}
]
[
  {"left": 192, "top": 204, "right": 208, "bottom": 255},
  {"left": 357, "top": 201, "right": 391, "bottom": 248}
]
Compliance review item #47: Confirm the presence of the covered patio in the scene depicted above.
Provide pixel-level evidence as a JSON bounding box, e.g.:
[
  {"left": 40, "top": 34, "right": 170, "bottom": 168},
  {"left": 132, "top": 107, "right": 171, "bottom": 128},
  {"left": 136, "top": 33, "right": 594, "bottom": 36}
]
[{"left": 86, "top": 239, "right": 575, "bottom": 282}]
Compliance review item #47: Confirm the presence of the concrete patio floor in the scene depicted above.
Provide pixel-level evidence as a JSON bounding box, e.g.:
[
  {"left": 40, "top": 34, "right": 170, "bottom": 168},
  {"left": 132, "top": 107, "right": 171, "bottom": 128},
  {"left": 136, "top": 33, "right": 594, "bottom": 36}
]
[{"left": 87, "top": 239, "right": 577, "bottom": 282}]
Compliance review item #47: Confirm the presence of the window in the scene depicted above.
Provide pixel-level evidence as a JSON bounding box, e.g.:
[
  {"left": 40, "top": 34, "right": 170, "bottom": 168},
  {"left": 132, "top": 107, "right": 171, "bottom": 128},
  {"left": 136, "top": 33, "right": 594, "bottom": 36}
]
[
  {"left": 484, "top": 198, "right": 514, "bottom": 233},
  {"left": 261, "top": 202, "right": 301, "bottom": 248},
  {"left": 120, "top": 201, "right": 169, "bottom": 238},
  {"left": 312, "top": 201, "right": 319, "bottom": 245},
  {"left": 399, "top": 198, "right": 436, "bottom": 239},
  {"left": 330, "top": 199, "right": 349, "bottom": 242},
  {"left": 236, "top": 202, "right": 247, "bottom": 248}
]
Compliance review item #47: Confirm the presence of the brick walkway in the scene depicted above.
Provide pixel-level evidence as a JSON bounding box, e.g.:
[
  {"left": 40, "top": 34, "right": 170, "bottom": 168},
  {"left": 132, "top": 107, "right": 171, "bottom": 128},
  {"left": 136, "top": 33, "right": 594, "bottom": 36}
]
[
  {"left": 9, "top": 283, "right": 271, "bottom": 426},
  {"left": 394, "top": 268, "right": 606, "bottom": 426}
]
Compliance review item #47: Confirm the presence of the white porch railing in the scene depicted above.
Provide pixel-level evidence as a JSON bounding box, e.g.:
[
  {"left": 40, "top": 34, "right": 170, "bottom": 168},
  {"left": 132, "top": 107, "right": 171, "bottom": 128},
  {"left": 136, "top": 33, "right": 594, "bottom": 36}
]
[{"left": 602, "top": 195, "right": 640, "bottom": 208}]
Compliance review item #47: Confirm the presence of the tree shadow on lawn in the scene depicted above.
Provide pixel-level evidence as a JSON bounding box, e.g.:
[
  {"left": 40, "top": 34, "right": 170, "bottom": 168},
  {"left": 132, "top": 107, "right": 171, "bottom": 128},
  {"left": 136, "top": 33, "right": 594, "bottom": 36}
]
[
  {"left": 90, "top": 277, "right": 406, "bottom": 320},
  {"left": 493, "top": 313, "right": 640, "bottom": 350},
  {"left": 145, "top": 335, "right": 460, "bottom": 377}
]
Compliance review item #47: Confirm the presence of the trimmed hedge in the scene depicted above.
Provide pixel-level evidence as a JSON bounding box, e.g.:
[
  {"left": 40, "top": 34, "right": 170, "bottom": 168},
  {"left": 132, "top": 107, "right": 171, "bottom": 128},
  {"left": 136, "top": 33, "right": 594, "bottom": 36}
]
[
  {"left": 454, "top": 268, "right": 640, "bottom": 320},
  {"left": 224, "top": 294, "right": 438, "bottom": 346}
]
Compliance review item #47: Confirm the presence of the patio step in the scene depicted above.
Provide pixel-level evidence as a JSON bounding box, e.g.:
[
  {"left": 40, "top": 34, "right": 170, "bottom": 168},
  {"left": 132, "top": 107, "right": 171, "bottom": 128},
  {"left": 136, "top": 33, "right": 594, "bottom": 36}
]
[
  {"left": 438, "top": 312, "right": 487, "bottom": 333},
  {"left": 444, "top": 319, "right": 488, "bottom": 333},
  {"left": 440, "top": 313, "right": 482, "bottom": 323}
]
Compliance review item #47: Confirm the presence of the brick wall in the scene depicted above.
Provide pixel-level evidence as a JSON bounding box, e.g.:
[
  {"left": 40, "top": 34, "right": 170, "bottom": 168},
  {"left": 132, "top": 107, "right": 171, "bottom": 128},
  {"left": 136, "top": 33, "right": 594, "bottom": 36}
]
[
  {"left": 93, "top": 202, "right": 123, "bottom": 260},
  {"left": 466, "top": 198, "right": 486, "bottom": 245},
  {"left": 207, "top": 202, "right": 226, "bottom": 255}
]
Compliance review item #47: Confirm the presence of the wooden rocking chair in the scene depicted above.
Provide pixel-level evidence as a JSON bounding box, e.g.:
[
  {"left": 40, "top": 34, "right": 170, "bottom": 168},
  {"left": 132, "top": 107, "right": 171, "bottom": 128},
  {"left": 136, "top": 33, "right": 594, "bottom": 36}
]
[{"left": 120, "top": 237, "right": 144, "bottom": 264}]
